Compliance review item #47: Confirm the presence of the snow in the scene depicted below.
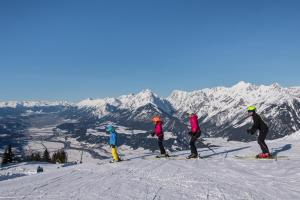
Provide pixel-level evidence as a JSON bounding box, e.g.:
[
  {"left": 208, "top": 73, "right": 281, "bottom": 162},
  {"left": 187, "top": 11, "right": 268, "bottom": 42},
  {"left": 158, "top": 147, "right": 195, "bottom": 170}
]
[
  {"left": 0, "top": 100, "right": 71, "bottom": 108},
  {"left": 168, "top": 82, "right": 300, "bottom": 113},
  {"left": 77, "top": 89, "right": 173, "bottom": 117},
  {"left": 2, "top": 82, "right": 299, "bottom": 138},
  {"left": 275, "top": 130, "right": 300, "bottom": 141},
  {"left": 26, "top": 127, "right": 56, "bottom": 138},
  {"left": 1, "top": 132, "right": 300, "bottom": 200},
  {"left": 26, "top": 141, "right": 64, "bottom": 153},
  {"left": 77, "top": 97, "right": 120, "bottom": 116},
  {"left": 75, "top": 81, "right": 297, "bottom": 124},
  {"left": 167, "top": 82, "right": 300, "bottom": 132}
]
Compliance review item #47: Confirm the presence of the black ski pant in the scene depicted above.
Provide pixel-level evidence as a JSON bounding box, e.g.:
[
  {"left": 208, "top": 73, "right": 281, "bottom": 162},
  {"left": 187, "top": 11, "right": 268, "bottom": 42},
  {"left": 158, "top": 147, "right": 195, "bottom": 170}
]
[
  {"left": 158, "top": 136, "right": 166, "bottom": 155},
  {"left": 190, "top": 131, "right": 201, "bottom": 155},
  {"left": 258, "top": 131, "right": 270, "bottom": 154}
]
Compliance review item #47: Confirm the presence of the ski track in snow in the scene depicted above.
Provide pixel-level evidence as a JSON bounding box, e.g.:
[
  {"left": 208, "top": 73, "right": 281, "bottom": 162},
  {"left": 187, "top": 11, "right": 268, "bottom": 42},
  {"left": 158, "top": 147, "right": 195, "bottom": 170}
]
[{"left": 1, "top": 133, "right": 300, "bottom": 200}]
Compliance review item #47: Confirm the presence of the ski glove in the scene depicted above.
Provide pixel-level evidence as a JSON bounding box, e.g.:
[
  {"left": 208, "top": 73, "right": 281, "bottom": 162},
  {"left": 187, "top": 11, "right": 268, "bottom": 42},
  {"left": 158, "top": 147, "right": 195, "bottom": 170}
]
[{"left": 151, "top": 132, "right": 155, "bottom": 137}]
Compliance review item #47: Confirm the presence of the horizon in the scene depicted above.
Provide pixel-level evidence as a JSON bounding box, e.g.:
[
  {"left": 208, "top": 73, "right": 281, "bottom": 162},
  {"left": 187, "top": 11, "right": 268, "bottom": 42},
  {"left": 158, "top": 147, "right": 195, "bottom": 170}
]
[
  {"left": 1, "top": 1, "right": 300, "bottom": 101},
  {"left": 0, "top": 81, "right": 298, "bottom": 103}
]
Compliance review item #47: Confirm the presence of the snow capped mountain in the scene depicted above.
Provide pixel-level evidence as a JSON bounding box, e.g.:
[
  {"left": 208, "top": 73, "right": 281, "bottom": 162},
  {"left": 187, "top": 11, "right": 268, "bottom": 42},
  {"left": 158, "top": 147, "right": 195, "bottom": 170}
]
[
  {"left": 74, "top": 81, "right": 300, "bottom": 141},
  {"left": 168, "top": 81, "right": 300, "bottom": 140},
  {"left": 118, "top": 89, "right": 173, "bottom": 113},
  {"left": 77, "top": 89, "right": 173, "bottom": 117},
  {"left": 1, "top": 82, "right": 299, "bottom": 141},
  {"left": 168, "top": 81, "right": 298, "bottom": 114},
  {"left": 0, "top": 100, "right": 71, "bottom": 108},
  {"left": 288, "top": 86, "right": 300, "bottom": 98},
  {"left": 77, "top": 97, "right": 120, "bottom": 116}
]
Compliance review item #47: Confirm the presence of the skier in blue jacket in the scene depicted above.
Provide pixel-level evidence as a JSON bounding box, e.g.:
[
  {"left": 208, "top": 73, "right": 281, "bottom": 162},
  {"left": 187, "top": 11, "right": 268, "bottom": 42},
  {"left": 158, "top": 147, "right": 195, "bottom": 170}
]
[{"left": 106, "top": 125, "right": 121, "bottom": 162}]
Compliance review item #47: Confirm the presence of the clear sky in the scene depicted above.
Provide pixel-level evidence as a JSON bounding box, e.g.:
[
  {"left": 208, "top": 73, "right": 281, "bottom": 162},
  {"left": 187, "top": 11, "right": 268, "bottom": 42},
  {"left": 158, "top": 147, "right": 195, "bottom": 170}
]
[{"left": 0, "top": 0, "right": 299, "bottom": 101}]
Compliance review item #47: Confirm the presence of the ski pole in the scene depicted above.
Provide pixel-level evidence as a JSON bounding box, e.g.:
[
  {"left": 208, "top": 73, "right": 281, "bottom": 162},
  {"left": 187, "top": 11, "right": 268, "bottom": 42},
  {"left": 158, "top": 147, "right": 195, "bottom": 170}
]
[{"left": 199, "top": 138, "right": 216, "bottom": 154}]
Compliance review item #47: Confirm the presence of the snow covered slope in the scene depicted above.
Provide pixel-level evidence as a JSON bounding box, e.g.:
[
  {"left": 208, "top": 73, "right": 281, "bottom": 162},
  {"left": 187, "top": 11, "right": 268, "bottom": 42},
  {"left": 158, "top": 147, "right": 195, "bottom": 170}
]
[{"left": 1, "top": 131, "right": 300, "bottom": 200}]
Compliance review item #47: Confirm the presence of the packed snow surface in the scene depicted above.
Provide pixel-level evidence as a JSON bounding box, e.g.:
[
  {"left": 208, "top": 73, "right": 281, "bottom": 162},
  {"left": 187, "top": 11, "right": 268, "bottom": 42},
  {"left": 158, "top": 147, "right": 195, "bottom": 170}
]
[{"left": 1, "top": 131, "right": 300, "bottom": 200}]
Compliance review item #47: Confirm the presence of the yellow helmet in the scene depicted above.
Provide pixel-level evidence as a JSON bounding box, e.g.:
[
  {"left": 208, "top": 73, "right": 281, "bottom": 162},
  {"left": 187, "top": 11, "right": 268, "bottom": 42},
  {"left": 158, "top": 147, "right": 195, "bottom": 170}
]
[{"left": 247, "top": 106, "right": 256, "bottom": 112}]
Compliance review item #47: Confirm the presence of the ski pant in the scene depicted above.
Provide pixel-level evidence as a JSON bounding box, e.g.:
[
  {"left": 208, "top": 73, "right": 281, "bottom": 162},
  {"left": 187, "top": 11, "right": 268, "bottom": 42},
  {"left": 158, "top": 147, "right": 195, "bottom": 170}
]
[
  {"left": 158, "top": 137, "right": 166, "bottom": 155},
  {"left": 190, "top": 131, "right": 201, "bottom": 155},
  {"left": 111, "top": 146, "right": 120, "bottom": 161},
  {"left": 258, "top": 131, "right": 270, "bottom": 154}
]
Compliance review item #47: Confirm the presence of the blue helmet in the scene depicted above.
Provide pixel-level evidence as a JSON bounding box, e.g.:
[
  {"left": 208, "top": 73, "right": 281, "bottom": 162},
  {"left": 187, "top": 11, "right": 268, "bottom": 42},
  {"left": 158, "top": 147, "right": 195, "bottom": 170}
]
[{"left": 106, "top": 125, "right": 115, "bottom": 132}]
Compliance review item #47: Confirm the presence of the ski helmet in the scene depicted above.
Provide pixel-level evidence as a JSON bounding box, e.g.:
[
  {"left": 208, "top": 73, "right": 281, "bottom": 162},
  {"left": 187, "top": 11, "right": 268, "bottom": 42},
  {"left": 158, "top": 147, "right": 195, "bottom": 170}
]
[
  {"left": 189, "top": 112, "right": 197, "bottom": 117},
  {"left": 106, "top": 125, "right": 115, "bottom": 132},
  {"left": 152, "top": 116, "right": 161, "bottom": 123},
  {"left": 247, "top": 106, "right": 256, "bottom": 112}
]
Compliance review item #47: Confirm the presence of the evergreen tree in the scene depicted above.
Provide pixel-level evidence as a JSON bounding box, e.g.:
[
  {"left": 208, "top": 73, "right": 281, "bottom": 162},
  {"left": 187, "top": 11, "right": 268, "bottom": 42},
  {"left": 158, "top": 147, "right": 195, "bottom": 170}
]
[
  {"left": 51, "top": 149, "right": 68, "bottom": 163},
  {"left": 1, "top": 147, "right": 9, "bottom": 165},
  {"left": 7, "top": 145, "right": 14, "bottom": 163},
  {"left": 51, "top": 152, "right": 58, "bottom": 163},
  {"left": 30, "top": 152, "right": 41, "bottom": 161},
  {"left": 43, "top": 149, "right": 51, "bottom": 162},
  {"left": 1, "top": 145, "right": 14, "bottom": 165}
]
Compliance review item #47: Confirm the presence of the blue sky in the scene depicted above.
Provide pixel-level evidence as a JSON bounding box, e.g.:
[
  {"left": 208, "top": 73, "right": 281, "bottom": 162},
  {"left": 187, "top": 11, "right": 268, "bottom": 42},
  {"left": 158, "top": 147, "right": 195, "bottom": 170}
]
[{"left": 0, "top": 0, "right": 299, "bottom": 101}]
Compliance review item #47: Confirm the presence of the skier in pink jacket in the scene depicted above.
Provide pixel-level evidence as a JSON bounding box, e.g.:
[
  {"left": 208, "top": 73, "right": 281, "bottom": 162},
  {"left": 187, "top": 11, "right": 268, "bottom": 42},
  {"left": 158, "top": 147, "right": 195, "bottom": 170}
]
[
  {"left": 151, "top": 116, "right": 169, "bottom": 157},
  {"left": 187, "top": 113, "right": 201, "bottom": 159}
]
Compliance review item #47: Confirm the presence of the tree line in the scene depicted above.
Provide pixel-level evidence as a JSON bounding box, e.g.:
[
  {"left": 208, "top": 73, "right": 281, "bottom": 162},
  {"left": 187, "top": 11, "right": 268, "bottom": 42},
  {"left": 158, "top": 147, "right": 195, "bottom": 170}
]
[{"left": 1, "top": 144, "right": 68, "bottom": 166}]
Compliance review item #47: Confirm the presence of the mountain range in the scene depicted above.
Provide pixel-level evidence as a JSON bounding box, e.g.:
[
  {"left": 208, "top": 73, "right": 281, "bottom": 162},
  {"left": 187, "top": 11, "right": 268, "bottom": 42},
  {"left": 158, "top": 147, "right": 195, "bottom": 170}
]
[{"left": 1, "top": 82, "right": 299, "bottom": 146}]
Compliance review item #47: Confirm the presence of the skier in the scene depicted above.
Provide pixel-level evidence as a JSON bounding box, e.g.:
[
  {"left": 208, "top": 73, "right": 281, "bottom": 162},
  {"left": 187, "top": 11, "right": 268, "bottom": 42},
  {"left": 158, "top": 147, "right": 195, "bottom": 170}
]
[
  {"left": 187, "top": 113, "right": 201, "bottom": 159},
  {"left": 106, "top": 125, "right": 121, "bottom": 162},
  {"left": 246, "top": 106, "right": 271, "bottom": 158},
  {"left": 151, "top": 116, "right": 169, "bottom": 157}
]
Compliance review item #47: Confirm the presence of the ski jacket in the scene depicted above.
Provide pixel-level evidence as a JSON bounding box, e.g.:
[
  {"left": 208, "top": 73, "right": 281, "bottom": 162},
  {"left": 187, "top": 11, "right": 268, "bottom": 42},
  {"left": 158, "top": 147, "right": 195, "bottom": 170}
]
[
  {"left": 109, "top": 131, "right": 118, "bottom": 146},
  {"left": 154, "top": 121, "right": 164, "bottom": 138},
  {"left": 249, "top": 113, "right": 269, "bottom": 134},
  {"left": 189, "top": 114, "right": 200, "bottom": 134}
]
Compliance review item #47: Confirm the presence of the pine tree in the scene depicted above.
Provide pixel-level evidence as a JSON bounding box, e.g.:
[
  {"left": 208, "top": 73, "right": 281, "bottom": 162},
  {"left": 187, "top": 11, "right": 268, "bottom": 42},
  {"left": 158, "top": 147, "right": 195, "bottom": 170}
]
[
  {"left": 1, "top": 147, "right": 9, "bottom": 165},
  {"left": 35, "top": 152, "right": 41, "bottom": 161},
  {"left": 30, "top": 152, "right": 41, "bottom": 161},
  {"left": 1, "top": 145, "right": 14, "bottom": 165},
  {"left": 51, "top": 149, "right": 68, "bottom": 163},
  {"left": 43, "top": 149, "right": 51, "bottom": 162},
  {"left": 51, "top": 152, "right": 58, "bottom": 163},
  {"left": 7, "top": 145, "right": 14, "bottom": 163}
]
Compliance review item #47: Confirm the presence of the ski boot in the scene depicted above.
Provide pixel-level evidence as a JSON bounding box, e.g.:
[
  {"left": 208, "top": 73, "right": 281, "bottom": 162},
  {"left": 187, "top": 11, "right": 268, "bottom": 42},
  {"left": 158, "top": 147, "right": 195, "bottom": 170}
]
[
  {"left": 156, "top": 153, "right": 170, "bottom": 158},
  {"left": 110, "top": 159, "right": 122, "bottom": 163},
  {"left": 256, "top": 153, "right": 272, "bottom": 159},
  {"left": 186, "top": 154, "right": 198, "bottom": 159}
]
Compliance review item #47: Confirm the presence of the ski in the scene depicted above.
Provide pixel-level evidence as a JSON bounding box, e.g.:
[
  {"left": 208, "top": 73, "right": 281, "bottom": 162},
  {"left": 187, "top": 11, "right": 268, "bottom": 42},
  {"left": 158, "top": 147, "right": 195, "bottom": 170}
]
[
  {"left": 144, "top": 155, "right": 202, "bottom": 160},
  {"left": 234, "top": 155, "right": 289, "bottom": 160},
  {"left": 186, "top": 155, "right": 202, "bottom": 160},
  {"left": 155, "top": 155, "right": 172, "bottom": 159},
  {"left": 97, "top": 158, "right": 130, "bottom": 165}
]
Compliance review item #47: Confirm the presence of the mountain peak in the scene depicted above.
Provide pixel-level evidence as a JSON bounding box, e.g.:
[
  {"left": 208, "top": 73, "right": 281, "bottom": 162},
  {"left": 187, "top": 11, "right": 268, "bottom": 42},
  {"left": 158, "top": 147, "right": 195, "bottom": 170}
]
[
  {"left": 231, "top": 81, "right": 253, "bottom": 89},
  {"left": 270, "top": 82, "right": 281, "bottom": 88},
  {"left": 136, "top": 89, "right": 156, "bottom": 97}
]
